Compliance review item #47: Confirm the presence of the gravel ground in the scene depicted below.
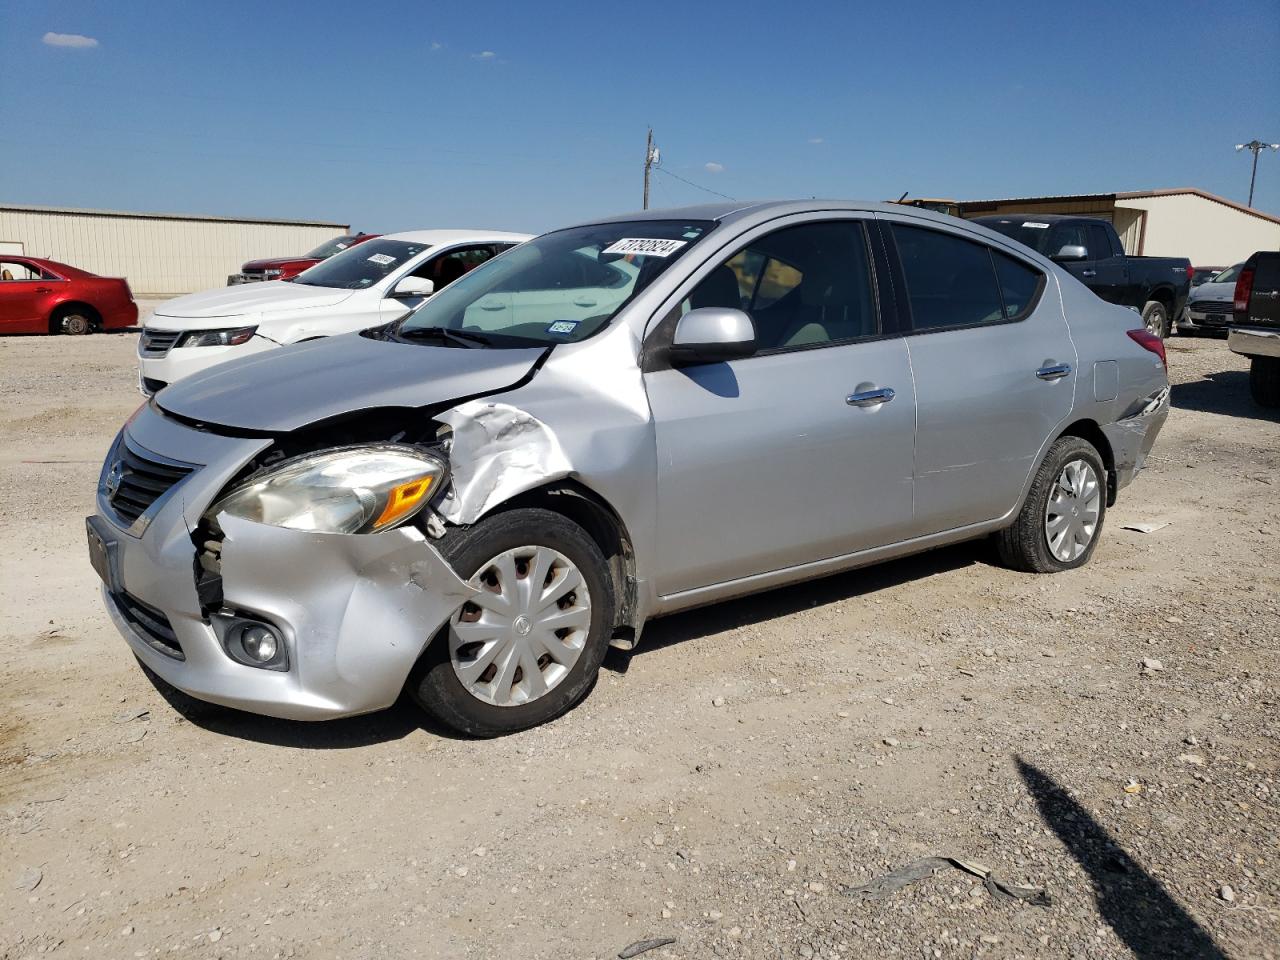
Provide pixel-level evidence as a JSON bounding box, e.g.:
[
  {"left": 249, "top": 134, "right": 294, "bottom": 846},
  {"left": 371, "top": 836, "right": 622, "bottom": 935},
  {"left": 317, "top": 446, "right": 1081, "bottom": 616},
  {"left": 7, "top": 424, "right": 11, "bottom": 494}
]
[{"left": 0, "top": 326, "right": 1276, "bottom": 960}]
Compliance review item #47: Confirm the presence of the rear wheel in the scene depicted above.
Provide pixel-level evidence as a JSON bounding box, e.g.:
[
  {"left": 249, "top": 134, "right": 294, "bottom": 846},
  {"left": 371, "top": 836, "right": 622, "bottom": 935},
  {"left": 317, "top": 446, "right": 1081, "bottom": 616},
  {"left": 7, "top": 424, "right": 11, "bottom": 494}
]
[
  {"left": 996, "top": 436, "right": 1107, "bottom": 573},
  {"left": 53, "top": 307, "right": 94, "bottom": 335},
  {"left": 1141, "top": 300, "right": 1169, "bottom": 339},
  {"left": 410, "top": 508, "right": 614, "bottom": 737},
  {"left": 1250, "top": 356, "right": 1280, "bottom": 408}
]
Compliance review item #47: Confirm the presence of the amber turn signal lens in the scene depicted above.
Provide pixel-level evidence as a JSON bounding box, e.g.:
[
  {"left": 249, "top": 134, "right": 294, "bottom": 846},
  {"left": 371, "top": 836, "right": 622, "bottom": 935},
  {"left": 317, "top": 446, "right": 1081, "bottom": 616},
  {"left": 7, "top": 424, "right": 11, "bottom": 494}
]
[{"left": 373, "top": 476, "right": 436, "bottom": 531}]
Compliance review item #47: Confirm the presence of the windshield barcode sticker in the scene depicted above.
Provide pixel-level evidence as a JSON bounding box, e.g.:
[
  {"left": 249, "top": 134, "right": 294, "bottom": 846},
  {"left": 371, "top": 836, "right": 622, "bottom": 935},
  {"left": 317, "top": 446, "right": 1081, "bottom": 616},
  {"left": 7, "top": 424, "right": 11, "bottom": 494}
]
[
  {"left": 603, "top": 238, "right": 687, "bottom": 257},
  {"left": 367, "top": 253, "right": 396, "bottom": 265},
  {"left": 1021, "top": 222, "right": 1050, "bottom": 229},
  {"left": 546, "top": 320, "right": 580, "bottom": 335}
]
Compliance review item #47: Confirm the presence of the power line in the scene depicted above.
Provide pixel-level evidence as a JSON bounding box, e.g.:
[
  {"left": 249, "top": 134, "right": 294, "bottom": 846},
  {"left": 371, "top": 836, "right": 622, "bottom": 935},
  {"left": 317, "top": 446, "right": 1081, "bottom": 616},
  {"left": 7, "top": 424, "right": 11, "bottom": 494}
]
[{"left": 653, "top": 165, "right": 735, "bottom": 201}]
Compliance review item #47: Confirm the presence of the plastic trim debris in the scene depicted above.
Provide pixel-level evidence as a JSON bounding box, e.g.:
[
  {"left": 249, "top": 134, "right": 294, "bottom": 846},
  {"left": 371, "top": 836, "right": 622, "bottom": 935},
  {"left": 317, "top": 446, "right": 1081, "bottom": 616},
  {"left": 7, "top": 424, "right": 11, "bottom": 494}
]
[{"left": 842, "top": 856, "right": 1051, "bottom": 907}]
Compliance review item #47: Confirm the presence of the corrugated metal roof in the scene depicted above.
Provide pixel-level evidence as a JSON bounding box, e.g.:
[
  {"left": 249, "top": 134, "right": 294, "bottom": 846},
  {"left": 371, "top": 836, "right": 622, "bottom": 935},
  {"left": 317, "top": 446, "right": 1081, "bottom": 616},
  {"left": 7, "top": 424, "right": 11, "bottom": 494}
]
[
  {"left": 0, "top": 202, "right": 349, "bottom": 228},
  {"left": 955, "top": 188, "right": 1280, "bottom": 225}
]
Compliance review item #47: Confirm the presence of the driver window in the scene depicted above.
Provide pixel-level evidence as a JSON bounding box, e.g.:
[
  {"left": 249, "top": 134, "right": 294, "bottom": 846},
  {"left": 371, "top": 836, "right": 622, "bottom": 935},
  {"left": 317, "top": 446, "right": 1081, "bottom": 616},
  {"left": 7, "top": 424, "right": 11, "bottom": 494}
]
[
  {"left": 414, "top": 246, "right": 495, "bottom": 290},
  {"left": 681, "top": 221, "right": 878, "bottom": 351}
]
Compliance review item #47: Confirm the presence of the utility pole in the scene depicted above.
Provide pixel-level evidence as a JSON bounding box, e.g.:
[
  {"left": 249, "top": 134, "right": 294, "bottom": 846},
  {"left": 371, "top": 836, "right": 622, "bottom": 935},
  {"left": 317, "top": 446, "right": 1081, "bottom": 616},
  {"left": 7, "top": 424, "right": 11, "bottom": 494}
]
[
  {"left": 642, "top": 127, "right": 659, "bottom": 210},
  {"left": 1235, "top": 140, "right": 1280, "bottom": 207}
]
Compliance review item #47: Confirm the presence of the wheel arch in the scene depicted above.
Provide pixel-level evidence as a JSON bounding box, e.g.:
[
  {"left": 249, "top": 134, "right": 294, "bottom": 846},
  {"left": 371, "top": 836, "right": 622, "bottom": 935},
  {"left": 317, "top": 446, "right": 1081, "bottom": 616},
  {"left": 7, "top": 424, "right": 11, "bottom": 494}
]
[
  {"left": 1056, "top": 418, "right": 1118, "bottom": 506},
  {"left": 48, "top": 300, "right": 103, "bottom": 334},
  {"left": 481, "top": 479, "right": 640, "bottom": 648}
]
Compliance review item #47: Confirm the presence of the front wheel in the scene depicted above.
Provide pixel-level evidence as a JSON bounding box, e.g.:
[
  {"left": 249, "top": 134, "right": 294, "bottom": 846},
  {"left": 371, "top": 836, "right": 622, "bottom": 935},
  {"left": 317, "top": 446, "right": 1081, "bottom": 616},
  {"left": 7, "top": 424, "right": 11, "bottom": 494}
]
[
  {"left": 1250, "top": 356, "right": 1280, "bottom": 408},
  {"left": 1141, "top": 300, "right": 1169, "bottom": 339},
  {"left": 410, "top": 508, "right": 614, "bottom": 737},
  {"left": 996, "top": 436, "right": 1107, "bottom": 574}
]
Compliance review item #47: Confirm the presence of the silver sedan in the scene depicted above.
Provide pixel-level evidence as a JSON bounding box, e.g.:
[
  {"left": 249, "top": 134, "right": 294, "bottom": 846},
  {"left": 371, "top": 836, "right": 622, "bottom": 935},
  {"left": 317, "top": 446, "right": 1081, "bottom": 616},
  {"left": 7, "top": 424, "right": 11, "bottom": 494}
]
[{"left": 88, "top": 201, "right": 1170, "bottom": 736}]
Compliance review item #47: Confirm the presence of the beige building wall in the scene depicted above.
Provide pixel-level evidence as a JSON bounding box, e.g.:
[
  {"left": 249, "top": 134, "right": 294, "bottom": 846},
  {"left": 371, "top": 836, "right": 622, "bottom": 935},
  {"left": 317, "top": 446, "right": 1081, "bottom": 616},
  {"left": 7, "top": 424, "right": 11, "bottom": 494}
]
[
  {"left": 1116, "top": 193, "right": 1280, "bottom": 265},
  {"left": 0, "top": 205, "right": 349, "bottom": 296}
]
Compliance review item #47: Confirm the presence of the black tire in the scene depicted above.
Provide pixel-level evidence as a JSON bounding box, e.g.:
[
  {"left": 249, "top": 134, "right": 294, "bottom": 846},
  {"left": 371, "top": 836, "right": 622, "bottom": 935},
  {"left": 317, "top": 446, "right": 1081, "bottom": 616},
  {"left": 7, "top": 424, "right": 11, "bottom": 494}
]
[
  {"left": 1141, "top": 301, "right": 1169, "bottom": 339},
  {"left": 996, "top": 436, "right": 1107, "bottom": 574},
  {"left": 409, "top": 508, "right": 614, "bottom": 737},
  {"left": 53, "top": 307, "right": 94, "bottom": 335},
  {"left": 1250, "top": 356, "right": 1280, "bottom": 408}
]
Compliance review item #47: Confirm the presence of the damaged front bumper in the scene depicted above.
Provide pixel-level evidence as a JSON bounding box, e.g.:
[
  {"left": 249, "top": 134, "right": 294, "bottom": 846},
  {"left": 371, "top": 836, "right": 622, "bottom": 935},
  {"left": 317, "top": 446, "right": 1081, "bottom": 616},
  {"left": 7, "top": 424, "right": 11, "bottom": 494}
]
[{"left": 92, "top": 406, "right": 475, "bottom": 721}]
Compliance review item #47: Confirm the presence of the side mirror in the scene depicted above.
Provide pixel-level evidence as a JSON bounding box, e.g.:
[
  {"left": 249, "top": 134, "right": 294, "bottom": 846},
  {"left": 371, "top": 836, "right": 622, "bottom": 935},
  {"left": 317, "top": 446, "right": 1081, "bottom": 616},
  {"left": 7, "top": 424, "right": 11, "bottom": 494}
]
[
  {"left": 1052, "top": 244, "right": 1088, "bottom": 263},
  {"left": 391, "top": 276, "right": 435, "bottom": 298},
  {"left": 670, "top": 308, "right": 757, "bottom": 365}
]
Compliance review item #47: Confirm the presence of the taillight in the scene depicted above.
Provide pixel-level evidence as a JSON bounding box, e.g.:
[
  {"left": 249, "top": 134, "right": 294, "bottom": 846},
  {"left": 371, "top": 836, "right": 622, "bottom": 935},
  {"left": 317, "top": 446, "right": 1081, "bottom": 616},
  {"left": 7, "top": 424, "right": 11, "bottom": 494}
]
[
  {"left": 1234, "top": 266, "right": 1255, "bottom": 314},
  {"left": 1127, "top": 329, "right": 1167, "bottom": 369},
  {"left": 1185, "top": 264, "right": 1194, "bottom": 281}
]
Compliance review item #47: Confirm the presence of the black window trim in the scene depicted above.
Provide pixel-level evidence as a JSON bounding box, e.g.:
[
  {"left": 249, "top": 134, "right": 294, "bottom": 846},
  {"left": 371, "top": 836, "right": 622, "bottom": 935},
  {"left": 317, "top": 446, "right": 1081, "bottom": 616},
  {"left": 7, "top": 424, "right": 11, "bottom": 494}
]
[
  {"left": 883, "top": 220, "right": 1047, "bottom": 337},
  {"left": 642, "top": 216, "right": 898, "bottom": 371}
]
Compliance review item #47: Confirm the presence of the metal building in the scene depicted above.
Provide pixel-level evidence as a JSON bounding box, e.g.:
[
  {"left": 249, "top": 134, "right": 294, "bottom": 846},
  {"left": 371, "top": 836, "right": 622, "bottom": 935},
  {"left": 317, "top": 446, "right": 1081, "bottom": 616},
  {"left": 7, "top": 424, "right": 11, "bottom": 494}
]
[
  {"left": 0, "top": 203, "right": 350, "bottom": 297},
  {"left": 956, "top": 188, "right": 1280, "bottom": 266}
]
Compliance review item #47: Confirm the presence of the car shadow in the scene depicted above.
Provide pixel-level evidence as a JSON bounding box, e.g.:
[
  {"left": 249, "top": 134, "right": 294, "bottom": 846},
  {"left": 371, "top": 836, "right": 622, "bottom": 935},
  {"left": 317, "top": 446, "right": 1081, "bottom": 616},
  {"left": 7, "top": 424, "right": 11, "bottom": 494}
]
[
  {"left": 140, "top": 661, "right": 467, "bottom": 748},
  {"left": 607, "top": 539, "right": 988, "bottom": 671},
  {"left": 1016, "top": 758, "right": 1227, "bottom": 960},
  {"left": 1170, "top": 369, "right": 1278, "bottom": 421}
]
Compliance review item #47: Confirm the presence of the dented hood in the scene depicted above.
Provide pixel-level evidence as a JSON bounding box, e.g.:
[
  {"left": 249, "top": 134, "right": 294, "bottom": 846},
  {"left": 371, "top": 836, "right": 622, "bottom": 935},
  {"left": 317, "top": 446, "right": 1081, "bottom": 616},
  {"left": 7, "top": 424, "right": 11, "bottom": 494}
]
[{"left": 155, "top": 332, "right": 546, "bottom": 432}]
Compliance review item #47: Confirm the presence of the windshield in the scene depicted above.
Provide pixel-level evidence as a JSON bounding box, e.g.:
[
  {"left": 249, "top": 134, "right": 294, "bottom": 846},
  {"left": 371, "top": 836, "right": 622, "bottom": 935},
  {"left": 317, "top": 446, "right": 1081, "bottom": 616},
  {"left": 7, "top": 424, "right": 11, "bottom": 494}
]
[
  {"left": 395, "top": 219, "right": 713, "bottom": 346},
  {"left": 1210, "top": 264, "right": 1242, "bottom": 285},
  {"left": 292, "top": 239, "right": 429, "bottom": 289},
  {"left": 976, "top": 218, "right": 1058, "bottom": 255},
  {"left": 304, "top": 235, "right": 361, "bottom": 259}
]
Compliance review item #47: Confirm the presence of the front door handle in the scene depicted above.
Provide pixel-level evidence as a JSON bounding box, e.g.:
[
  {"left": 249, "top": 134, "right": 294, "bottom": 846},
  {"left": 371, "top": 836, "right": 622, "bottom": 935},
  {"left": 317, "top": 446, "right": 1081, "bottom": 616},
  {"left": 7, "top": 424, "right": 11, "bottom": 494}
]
[
  {"left": 1036, "top": 363, "right": 1072, "bottom": 381},
  {"left": 847, "top": 387, "right": 895, "bottom": 407}
]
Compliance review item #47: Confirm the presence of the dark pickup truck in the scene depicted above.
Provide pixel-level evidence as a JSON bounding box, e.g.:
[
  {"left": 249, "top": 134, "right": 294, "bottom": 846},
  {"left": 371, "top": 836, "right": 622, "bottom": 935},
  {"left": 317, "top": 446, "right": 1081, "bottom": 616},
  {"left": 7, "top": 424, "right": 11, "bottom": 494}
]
[
  {"left": 972, "top": 214, "right": 1192, "bottom": 338},
  {"left": 1229, "top": 250, "right": 1280, "bottom": 407}
]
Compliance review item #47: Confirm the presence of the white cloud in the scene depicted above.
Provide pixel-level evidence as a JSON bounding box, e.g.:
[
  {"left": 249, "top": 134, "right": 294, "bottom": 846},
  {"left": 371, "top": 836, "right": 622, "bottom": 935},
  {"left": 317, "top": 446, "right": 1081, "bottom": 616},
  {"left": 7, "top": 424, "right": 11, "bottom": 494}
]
[
  {"left": 430, "top": 41, "right": 444, "bottom": 51},
  {"left": 43, "top": 31, "right": 98, "bottom": 49},
  {"left": 470, "top": 50, "right": 497, "bottom": 61},
  {"left": 807, "top": 137, "right": 824, "bottom": 145},
  {"left": 704, "top": 161, "right": 725, "bottom": 174}
]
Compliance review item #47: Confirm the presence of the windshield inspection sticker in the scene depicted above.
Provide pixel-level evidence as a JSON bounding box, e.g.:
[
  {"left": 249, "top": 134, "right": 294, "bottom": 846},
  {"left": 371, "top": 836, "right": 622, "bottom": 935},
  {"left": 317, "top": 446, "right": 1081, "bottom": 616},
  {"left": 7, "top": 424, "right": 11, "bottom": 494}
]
[
  {"left": 602, "top": 238, "right": 687, "bottom": 258},
  {"left": 1021, "top": 222, "right": 1050, "bottom": 229},
  {"left": 546, "top": 320, "right": 580, "bottom": 336},
  {"left": 367, "top": 253, "right": 397, "bottom": 265}
]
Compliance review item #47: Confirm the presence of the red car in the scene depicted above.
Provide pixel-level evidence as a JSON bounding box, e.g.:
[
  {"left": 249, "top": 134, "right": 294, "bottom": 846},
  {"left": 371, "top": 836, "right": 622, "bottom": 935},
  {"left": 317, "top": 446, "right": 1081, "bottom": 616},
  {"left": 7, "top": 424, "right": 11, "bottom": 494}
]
[
  {"left": 0, "top": 255, "right": 137, "bottom": 335},
  {"left": 227, "top": 232, "right": 381, "bottom": 284}
]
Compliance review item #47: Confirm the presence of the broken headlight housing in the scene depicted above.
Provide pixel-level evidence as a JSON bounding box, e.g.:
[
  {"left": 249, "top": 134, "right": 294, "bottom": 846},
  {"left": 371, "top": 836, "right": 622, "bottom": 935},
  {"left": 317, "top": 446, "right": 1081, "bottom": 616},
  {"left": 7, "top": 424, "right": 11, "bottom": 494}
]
[
  {"left": 177, "top": 326, "right": 258, "bottom": 348},
  {"left": 209, "top": 445, "right": 445, "bottom": 535}
]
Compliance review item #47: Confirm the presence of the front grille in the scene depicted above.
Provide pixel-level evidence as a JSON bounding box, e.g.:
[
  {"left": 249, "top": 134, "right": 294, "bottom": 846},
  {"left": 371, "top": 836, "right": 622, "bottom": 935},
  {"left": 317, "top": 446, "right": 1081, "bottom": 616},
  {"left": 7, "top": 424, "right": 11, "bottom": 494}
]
[
  {"left": 111, "top": 591, "right": 184, "bottom": 660},
  {"left": 104, "top": 436, "right": 195, "bottom": 528},
  {"left": 139, "top": 329, "right": 182, "bottom": 357}
]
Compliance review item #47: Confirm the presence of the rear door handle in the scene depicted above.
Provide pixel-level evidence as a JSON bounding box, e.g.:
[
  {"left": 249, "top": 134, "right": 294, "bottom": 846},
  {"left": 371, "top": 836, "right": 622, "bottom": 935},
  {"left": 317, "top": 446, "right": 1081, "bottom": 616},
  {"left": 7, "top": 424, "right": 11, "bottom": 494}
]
[
  {"left": 1081, "top": 269, "right": 1096, "bottom": 278},
  {"left": 35, "top": 286, "right": 53, "bottom": 293},
  {"left": 847, "top": 387, "right": 895, "bottom": 407},
  {"left": 1036, "top": 364, "right": 1072, "bottom": 381}
]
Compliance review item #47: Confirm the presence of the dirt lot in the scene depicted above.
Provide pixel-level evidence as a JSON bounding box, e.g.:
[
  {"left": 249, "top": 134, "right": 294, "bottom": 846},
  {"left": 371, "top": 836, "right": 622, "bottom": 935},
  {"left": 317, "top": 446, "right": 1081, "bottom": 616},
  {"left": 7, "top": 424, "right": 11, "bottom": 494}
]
[{"left": 1, "top": 326, "right": 1276, "bottom": 960}]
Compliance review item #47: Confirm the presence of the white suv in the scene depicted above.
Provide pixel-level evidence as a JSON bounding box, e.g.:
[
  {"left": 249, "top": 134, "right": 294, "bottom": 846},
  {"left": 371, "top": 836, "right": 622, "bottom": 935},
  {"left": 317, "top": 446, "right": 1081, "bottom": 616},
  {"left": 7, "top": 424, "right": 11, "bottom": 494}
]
[{"left": 138, "top": 229, "right": 530, "bottom": 393}]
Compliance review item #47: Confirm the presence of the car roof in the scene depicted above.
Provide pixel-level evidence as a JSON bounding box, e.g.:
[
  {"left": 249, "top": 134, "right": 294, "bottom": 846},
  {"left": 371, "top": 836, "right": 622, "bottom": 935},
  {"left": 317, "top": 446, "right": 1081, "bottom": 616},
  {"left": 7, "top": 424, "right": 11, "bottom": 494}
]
[
  {"left": 560, "top": 199, "right": 986, "bottom": 231},
  {"left": 6, "top": 255, "right": 97, "bottom": 279},
  {"left": 379, "top": 229, "right": 533, "bottom": 245}
]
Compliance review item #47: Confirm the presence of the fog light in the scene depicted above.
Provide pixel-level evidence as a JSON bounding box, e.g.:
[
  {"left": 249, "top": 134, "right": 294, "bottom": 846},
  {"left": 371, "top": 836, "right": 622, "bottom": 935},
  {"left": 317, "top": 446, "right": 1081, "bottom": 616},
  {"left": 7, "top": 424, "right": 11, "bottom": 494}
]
[{"left": 241, "top": 624, "right": 279, "bottom": 662}]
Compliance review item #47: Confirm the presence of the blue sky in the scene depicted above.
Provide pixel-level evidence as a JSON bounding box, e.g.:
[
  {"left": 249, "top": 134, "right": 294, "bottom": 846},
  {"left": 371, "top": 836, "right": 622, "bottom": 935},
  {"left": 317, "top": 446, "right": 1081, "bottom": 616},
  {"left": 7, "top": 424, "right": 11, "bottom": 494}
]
[{"left": 2, "top": 0, "right": 1277, "bottom": 234}]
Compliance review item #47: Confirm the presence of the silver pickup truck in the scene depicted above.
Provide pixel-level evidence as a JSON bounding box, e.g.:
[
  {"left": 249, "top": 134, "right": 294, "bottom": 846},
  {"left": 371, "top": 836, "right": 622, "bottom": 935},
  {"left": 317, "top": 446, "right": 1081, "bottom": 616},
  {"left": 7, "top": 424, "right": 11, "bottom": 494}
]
[{"left": 1230, "top": 250, "right": 1280, "bottom": 408}]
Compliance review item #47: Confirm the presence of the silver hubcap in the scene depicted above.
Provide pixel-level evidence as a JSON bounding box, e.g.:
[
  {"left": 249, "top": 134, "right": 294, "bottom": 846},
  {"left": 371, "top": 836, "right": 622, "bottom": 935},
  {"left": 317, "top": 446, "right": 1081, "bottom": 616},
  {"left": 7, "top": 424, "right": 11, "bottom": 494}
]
[
  {"left": 1145, "top": 308, "right": 1164, "bottom": 336},
  {"left": 1045, "top": 459, "right": 1101, "bottom": 563},
  {"left": 449, "top": 545, "right": 591, "bottom": 707}
]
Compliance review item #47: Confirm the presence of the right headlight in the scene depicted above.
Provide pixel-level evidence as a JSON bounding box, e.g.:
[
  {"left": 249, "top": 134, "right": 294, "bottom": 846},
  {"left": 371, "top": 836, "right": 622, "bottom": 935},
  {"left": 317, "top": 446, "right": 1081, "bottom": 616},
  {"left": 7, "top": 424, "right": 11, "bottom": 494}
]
[
  {"left": 209, "top": 445, "right": 445, "bottom": 535},
  {"left": 177, "top": 326, "right": 258, "bottom": 348}
]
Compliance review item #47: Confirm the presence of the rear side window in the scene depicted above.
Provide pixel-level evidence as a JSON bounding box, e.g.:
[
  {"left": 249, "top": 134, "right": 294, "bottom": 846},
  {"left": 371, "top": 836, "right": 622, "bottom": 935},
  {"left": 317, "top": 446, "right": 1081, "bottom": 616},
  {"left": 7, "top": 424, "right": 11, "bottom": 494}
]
[
  {"left": 891, "top": 225, "right": 1005, "bottom": 330},
  {"left": 992, "top": 251, "right": 1043, "bottom": 319}
]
